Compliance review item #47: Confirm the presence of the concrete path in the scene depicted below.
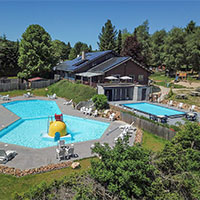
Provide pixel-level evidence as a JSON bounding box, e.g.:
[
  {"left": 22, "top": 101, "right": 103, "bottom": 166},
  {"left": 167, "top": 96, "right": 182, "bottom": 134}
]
[{"left": 0, "top": 96, "right": 134, "bottom": 170}]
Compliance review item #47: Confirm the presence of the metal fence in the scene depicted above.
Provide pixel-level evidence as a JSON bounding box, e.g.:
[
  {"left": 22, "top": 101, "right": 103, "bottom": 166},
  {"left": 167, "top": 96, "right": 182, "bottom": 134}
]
[
  {"left": 120, "top": 111, "right": 176, "bottom": 140},
  {"left": 0, "top": 79, "right": 57, "bottom": 92}
]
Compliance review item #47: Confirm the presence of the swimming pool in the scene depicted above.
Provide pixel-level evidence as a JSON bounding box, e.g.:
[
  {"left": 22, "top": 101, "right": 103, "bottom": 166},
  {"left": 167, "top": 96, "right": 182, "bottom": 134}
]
[
  {"left": 0, "top": 100, "right": 109, "bottom": 148},
  {"left": 123, "top": 102, "right": 185, "bottom": 116}
]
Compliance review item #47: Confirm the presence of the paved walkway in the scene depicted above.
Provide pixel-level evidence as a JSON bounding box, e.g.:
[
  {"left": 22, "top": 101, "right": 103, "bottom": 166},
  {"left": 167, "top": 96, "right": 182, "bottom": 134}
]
[{"left": 0, "top": 96, "right": 133, "bottom": 170}]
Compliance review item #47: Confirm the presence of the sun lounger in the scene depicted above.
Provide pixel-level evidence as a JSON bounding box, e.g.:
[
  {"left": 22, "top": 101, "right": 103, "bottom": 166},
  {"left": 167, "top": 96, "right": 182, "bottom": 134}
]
[
  {"left": 2, "top": 95, "right": 10, "bottom": 101},
  {"left": 63, "top": 99, "right": 72, "bottom": 105},
  {"left": 23, "top": 92, "right": 33, "bottom": 98},
  {"left": 47, "top": 93, "right": 56, "bottom": 99},
  {"left": 119, "top": 121, "right": 135, "bottom": 131},
  {"left": 0, "top": 149, "right": 17, "bottom": 164}
]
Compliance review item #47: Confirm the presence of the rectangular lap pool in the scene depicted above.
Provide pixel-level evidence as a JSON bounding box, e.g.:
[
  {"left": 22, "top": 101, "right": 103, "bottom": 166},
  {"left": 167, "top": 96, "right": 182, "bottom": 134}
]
[{"left": 122, "top": 102, "right": 186, "bottom": 117}]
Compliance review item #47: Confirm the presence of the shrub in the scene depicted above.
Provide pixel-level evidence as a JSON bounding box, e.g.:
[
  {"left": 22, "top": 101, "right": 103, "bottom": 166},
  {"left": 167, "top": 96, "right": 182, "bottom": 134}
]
[
  {"left": 167, "top": 87, "right": 173, "bottom": 98},
  {"left": 92, "top": 94, "right": 108, "bottom": 110}
]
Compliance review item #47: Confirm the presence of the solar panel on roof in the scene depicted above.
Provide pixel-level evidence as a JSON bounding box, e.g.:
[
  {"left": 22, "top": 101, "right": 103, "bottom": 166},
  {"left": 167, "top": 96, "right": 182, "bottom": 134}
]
[
  {"left": 89, "top": 57, "right": 130, "bottom": 73},
  {"left": 54, "top": 50, "right": 113, "bottom": 72}
]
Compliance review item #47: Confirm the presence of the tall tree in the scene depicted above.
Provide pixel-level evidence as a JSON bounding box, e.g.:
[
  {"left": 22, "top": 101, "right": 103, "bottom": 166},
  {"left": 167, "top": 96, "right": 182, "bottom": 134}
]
[
  {"left": 163, "top": 27, "right": 186, "bottom": 72},
  {"left": 150, "top": 29, "right": 167, "bottom": 67},
  {"left": 121, "top": 28, "right": 132, "bottom": 45},
  {"left": 185, "top": 20, "right": 196, "bottom": 34},
  {"left": 134, "top": 20, "right": 151, "bottom": 66},
  {"left": 97, "top": 19, "right": 117, "bottom": 51},
  {"left": 116, "top": 29, "right": 122, "bottom": 54},
  {"left": 18, "top": 24, "right": 56, "bottom": 79},
  {"left": 52, "top": 40, "right": 70, "bottom": 62},
  {"left": 0, "top": 38, "right": 19, "bottom": 76},
  {"left": 68, "top": 48, "right": 77, "bottom": 60},
  {"left": 121, "top": 34, "right": 146, "bottom": 65},
  {"left": 186, "top": 28, "right": 200, "bottom": 77},
  {"left": 68, "top": 41, "right": 91, "bottom": 60}
]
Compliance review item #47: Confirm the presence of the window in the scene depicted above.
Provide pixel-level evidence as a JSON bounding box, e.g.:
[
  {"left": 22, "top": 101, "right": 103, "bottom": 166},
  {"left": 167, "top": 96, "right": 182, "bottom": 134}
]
[
  {"left": 138, "top": 75, "right": 144, "bottom": 82},
  {"left": 129, "top": 75, "right": 135, "bottom": 82}
]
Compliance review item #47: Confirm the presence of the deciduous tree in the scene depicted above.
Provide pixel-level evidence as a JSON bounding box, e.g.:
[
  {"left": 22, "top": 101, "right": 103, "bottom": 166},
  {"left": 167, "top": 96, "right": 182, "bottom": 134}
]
[
  {"left": 52, "top": 40, "right": 70, "bottom": 62},
  {"left": 150, "top": 30, "right": 167, "bottom": 67},
  {"left": 18, "top": 24, "right": 56, "bottom": 79},
  {"left": 121, "top": 34, "right": 146, "bottom": 65}
]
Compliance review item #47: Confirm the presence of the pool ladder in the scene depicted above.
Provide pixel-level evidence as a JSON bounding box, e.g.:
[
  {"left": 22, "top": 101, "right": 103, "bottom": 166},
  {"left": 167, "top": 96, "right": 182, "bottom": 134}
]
[{"left": 47, "top": 115, "right": 53, "bottom": 133}]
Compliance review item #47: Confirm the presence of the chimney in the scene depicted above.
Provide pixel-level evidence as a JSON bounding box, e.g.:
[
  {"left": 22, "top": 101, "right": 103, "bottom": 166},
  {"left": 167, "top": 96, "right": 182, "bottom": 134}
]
[{"left": 82, "top": 51, "right": 85, "bottom": 60}]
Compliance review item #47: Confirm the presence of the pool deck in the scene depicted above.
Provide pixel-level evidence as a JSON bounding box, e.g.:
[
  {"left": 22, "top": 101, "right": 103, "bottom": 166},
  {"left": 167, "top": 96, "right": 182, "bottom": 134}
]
[{"left": 0, "top": 96, "right": 133, "bottom": 170}]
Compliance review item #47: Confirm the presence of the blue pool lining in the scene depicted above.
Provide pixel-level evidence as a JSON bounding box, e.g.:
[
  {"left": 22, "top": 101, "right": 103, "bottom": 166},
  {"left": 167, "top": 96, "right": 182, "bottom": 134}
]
[{"left": 121, "top": 102, "right": 186, "bottom": 118}]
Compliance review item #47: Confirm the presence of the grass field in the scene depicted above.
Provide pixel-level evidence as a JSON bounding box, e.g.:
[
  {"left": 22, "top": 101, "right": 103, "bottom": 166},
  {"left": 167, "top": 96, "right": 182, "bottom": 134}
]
[
  {"left": 142, "top": 130, "right": 168, "bottom": 152},
  {"left": 169, "top": 90, "right": 200, "bottom": 107},
  {"left": 0, "top": 158, "right": 95, "bottom": 200}
]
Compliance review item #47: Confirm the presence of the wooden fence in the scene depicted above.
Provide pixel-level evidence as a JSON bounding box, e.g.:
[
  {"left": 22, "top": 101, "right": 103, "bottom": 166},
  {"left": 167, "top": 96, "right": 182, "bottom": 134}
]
[
  {"left": 120, "top": 111, "right": 176, "bottom": 140},
  {"left": 0, "top": 79, "right": 57, "bottom": 92}
]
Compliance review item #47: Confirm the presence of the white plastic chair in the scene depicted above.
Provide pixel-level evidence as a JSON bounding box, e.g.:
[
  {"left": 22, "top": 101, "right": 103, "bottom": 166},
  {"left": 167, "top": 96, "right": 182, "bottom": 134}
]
[
  {"left": 178, "top": 102, "right": 183, "bottom": 109},
  {"left": 48, "top": 93, "right": 56, "bottom": 99},
  {"left": 80, "top": 107, "right": 85, "bottom": 112},
  {"left": 168, "top": 100, "right": 173, "bottom": 106},
  {"left": 93, "top": 110, "right": 98, "bottom": 117},
  {"left": 109, "top": 113, "right": 116, "bottom": 121},
  {"left": 83, "top": 108, "right": 88, "bottom": 115},
  {"left": 189, "top": 105, "right": 195, "bottom": 112},
  {"left": 86, "top": 108, "right": 92, "bottom": 115}
]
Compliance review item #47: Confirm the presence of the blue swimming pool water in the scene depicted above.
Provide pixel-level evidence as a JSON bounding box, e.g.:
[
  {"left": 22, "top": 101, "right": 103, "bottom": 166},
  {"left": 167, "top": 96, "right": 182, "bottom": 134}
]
[
  {"left": 2, "top": 100, "right": 61, "bottom": 118},
  {"left": 123, "top": 102, "right": 185, "bottom": 116},
  {"left": 0, "top": 100, "right": 109, "bottom": 148}
]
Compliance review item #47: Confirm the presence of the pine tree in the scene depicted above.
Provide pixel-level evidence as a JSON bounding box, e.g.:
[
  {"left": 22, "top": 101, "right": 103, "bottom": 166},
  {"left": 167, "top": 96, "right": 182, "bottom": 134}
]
[
  {"left": 185, "top": 20, "right": 196, "bottom": 34},
  {"left": 89, "top": 45, "right": 92, "bottom": 52},
  {"left": 97, "top": 19, "right": 117, "bottom": 51},
  {"left": 116, "top": 30, "right": 122, "bottom": 54},
  {"left": 121, "top": 34, "right": 146, "bottom": 65}
]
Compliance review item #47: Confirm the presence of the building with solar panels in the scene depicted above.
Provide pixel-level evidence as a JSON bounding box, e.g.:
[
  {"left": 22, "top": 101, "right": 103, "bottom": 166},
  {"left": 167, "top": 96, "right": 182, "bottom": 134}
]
[{"left": 54, "top": 50, "right": 152, "bottom": 101}]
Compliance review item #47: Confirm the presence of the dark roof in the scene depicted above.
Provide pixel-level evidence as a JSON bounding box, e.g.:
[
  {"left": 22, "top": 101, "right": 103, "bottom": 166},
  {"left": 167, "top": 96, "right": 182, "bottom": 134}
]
[
  {"left": 55, "top": 50, "right": 112, "bottom": 72},
  {"left": 89, "top": 57, "right": 130, "bottom": 73},
  {"left": 28, "top": 77, "right": 44, "bottom": 82}
]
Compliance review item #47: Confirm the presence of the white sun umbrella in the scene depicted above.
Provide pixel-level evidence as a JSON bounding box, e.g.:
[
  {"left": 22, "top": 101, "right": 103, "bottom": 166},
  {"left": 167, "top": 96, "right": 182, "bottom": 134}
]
[
  {"left": 120, "top": 76, "right": 132, "bottom": 80},
  {"left": 105, "top": 76, "right": 118, "bottom": 80}
]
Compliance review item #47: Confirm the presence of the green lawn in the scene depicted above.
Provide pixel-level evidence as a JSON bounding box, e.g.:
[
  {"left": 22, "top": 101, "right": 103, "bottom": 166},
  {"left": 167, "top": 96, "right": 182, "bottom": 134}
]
[
  {"left": 142, "top": 130, "right": 168, "bottom": 152},
  {"left": 169, "top": 90, "right": 200, "bottom": 107},
  {"left": 0, "top": 158, "right": 95, "bottom": 200},
  {"left": 0, "top": 88, "right": 47, "bottom": 97}
]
